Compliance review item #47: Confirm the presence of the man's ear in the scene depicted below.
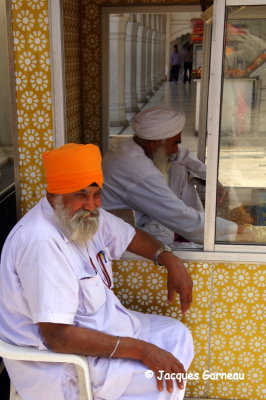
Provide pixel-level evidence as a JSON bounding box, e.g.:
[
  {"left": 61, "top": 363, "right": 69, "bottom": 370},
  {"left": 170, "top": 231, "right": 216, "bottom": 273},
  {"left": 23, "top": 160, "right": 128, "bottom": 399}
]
[{"left": 46, "top": 192, "right": 57, "bottom": 207}]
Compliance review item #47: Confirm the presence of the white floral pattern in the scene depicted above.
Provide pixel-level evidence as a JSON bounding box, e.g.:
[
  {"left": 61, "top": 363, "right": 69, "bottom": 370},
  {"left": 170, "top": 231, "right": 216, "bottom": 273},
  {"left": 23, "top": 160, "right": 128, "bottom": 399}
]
[
  {"left": 242, "top": 286, "right": 260, "bottom": 303},
  {"left": 28, "top": 0, "right": 45, "bottom": 10},
  {"left": 15, "top": 71, "right": 27, "bottom": 91},
  {"left": 38, "top": 10, "right": 48, "bottom": 31},
  {"left": 22, "top": 129, "right": 40, "bottom": 148},
  {"left": 13, "top": 31, "right": 25, "bottom": 51},
  {"left": 19, "top": 147, "right": 31, "bottom": 166},
  {"left": 39, "top": 51, "right": 50, "bottom": 71},
  {"left": 16, "top": 10, "right": 35, "bottom": 31},
  {"left": 24, "top": 165, "right": 42, "bottom": 184},
  {"left": 33, "top": 147, "right": 47, "bottom": 166},
  {"left": 43, "top": 129, "right": 53, "bottom": 147},
  {"left": 18, "top": 51, "right": 37, "bottom": 71},
  {"left": 253, "top": 270, "right": 265, "bottom": 287},
  {"left": 32, "top": 110, "right": 50, "bottom": 129},
  {"left": 30, "top": 71, "right": 49, "bottom": 91},
  {"left": 135, "top": 289, "right": 153, "bottom": 306},
  {"left": 20, "top": 183, "right": 33, "bottom": 201},
  {"left": 17, "top": 110, "right": 29, "bottom": 130},
  {"left": 125, "top": 271, "right": 143, "bottom": 289},
  {"left": 115, "top": 288, "right": 133, "bottom": 305},
  {"left": 146, "top": 273, "right": 163, "bottom": 290},
  {"left": 28, "top": 31, "right": 47, "bottom": 51},
  {"left": 228, "top": 335, "right": 246, "bottom": 351},
  {"left": 20, "top": 91, "right": 39, "bottom": 110}
]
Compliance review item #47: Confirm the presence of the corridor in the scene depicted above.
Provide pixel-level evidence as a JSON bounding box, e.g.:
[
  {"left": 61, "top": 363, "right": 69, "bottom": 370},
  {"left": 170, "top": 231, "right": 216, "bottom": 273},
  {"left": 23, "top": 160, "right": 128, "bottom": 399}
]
[{"left": 110, "top": 80, "right": 198, "bottom": 156}]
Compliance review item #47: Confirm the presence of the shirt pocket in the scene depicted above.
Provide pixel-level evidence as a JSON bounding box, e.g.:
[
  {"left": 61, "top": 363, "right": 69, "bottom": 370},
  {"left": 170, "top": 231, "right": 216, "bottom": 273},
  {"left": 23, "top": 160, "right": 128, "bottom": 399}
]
[{"left": 78, "top": 273, "right": 106, "bottom": 314}]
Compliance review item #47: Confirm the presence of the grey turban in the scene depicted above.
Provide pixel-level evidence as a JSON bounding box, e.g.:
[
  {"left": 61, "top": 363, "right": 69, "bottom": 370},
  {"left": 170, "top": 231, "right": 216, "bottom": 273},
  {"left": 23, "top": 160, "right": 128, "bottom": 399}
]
[{"left": 132, "top": 107, "right": 186, "bottom": 140}]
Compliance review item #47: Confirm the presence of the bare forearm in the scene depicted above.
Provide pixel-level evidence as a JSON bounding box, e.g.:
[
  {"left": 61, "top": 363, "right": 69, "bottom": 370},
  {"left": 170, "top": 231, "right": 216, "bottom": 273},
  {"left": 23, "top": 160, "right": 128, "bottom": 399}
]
[
  {"left": 126, "top": 228, "right": 162, "bottom": 260},
  {"left": 39, "top": 322, "right": 144, "bottom": 359},
  {"left": 39, "top": 322, "right": 187, "bottom": 391},
  {"left": 126, "top": 228, "right": 182, "bottom": 271}
]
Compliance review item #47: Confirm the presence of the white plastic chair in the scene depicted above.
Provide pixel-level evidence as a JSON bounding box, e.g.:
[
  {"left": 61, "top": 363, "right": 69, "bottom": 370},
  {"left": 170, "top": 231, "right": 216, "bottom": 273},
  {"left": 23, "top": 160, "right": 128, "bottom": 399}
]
[{"left": 0, "top": 338, "right": 93, "bottom": 400}]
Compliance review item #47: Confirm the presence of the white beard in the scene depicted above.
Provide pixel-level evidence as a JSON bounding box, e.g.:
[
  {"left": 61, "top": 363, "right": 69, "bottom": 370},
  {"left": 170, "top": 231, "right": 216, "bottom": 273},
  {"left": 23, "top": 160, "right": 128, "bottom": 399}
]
[
  {"left": 54, "top": 195, "right": 100, "bottom": 244},
  {"left": 152, "top": 146, "right": 171, "bottom": 183}
]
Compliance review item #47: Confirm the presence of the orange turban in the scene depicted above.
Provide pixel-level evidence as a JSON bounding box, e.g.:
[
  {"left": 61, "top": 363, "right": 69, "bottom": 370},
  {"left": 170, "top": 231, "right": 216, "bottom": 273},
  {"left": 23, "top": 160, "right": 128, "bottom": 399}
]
[{"left": 42, "top": 143, "right": 103, "bottom": 194}]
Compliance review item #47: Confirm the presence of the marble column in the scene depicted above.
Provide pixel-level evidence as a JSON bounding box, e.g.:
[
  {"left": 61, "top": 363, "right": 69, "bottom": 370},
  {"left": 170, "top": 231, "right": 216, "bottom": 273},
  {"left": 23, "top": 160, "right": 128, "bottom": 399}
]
[
  {"left": 136, "top": 25, "right": 148, "bottom": 103},
  {"left": 125, "top": 21, "right": 139, "bottom": 112},
  {"left": 155, "top": 32, "right": 162, "bottom": 88},
  {"left": 146, "top": 28, "right": 153, "bottom": 97},
  {"left": 160, "top": 33, "right": 166, "bottom": 83},
  {"left": 151, "top": 31, "right": 159, "bottom": 91},
  {"left": 109, "top": 15, "right": 129, "bottom": 127}
]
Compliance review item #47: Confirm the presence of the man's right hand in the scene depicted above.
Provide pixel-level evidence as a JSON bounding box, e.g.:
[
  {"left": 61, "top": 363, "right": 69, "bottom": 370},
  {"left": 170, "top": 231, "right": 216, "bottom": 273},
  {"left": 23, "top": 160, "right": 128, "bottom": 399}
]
[
  {"left": 236, "top": 224, "right": 256, "bottom": 242},
  {"left": 141, "top": 342, "right": 186, "bottom": 392}
]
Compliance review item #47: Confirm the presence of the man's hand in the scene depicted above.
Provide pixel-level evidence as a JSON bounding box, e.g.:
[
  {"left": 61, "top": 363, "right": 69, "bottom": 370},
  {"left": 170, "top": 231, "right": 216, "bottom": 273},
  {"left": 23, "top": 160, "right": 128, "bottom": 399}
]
[
  {"left": 236, "top": 224, "right": 256, "bottom": 242},
  {"left": 127, "top": 229, "right": 193, "bottom": 313},
  {"left": 158, "top": 253, "right": 193, "bottom": 313},
  {"left": 141, "top": 342, "right": 186, "bottom": 392}
]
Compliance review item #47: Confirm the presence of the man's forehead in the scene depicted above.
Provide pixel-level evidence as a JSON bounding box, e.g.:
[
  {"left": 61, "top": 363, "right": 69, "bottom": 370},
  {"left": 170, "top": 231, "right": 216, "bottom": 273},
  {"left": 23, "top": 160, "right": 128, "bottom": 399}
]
[
  {"left": 166, "top": 132, "right": 182, "bottom": 141},
  {"left": 73, "top": 183, "right": 100, "bottom": 194}
]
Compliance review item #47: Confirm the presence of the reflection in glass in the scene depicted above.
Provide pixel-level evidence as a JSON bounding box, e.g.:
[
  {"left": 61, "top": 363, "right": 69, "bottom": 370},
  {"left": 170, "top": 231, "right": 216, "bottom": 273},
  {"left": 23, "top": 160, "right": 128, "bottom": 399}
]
[{"left": 217, "top": 5, "right": 266, "bottom": 244}]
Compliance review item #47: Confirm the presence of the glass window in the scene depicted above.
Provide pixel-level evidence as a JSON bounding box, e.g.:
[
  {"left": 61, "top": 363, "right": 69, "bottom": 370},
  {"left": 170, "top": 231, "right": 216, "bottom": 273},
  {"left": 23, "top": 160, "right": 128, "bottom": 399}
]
[{"left": 216, "top": 5, "right": 266, "bottom": 245}]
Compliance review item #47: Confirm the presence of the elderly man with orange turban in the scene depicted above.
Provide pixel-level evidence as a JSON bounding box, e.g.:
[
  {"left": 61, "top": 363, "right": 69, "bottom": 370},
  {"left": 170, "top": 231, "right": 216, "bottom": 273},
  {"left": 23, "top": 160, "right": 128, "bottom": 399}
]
[{"left": 0, "top": 143, "right": 193, "bottom": 400}]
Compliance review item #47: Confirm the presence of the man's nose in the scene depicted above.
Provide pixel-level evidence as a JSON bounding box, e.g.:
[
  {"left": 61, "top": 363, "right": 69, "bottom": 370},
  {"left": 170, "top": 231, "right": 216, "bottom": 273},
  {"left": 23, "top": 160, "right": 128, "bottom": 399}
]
[
  {"left": 83, "top": 196, "right": 97, "bottom": 211},
  {"left": 172, "top": 144, "right": 179, "bottom": 153}
]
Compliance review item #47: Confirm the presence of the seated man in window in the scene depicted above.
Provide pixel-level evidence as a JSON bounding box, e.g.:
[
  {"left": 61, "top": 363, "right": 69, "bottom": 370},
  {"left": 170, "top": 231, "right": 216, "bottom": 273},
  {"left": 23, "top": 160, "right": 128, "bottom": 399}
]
[
  {"left": 102, "top": 107, "right": 251, "bottom": 247},
  {"left": 0, "top": 143, "right": 193, "bottom": 400}
]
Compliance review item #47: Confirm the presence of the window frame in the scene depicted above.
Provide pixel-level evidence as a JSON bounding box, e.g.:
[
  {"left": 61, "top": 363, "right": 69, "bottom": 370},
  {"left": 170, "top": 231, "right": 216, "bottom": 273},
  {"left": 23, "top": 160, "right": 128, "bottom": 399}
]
[{"left": 202, "top": 0, "right": 266, "bottom": 259}]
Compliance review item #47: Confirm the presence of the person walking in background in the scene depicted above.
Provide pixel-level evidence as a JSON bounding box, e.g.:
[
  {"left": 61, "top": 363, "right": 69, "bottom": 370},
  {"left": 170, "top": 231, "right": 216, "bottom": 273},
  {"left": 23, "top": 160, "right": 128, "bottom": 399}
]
[
  {"left": 182, "top": 43, "right": 193, "bottom": 83},
  {"left": 170, "top": 44, "right": 181, "bottom": 83}
]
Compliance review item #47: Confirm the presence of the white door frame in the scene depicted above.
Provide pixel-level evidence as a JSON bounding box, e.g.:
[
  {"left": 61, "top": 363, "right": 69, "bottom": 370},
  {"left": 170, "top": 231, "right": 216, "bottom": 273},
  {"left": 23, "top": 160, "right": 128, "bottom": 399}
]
[{"left": 48, "top": 0, "right": 66, "bottom": 148}]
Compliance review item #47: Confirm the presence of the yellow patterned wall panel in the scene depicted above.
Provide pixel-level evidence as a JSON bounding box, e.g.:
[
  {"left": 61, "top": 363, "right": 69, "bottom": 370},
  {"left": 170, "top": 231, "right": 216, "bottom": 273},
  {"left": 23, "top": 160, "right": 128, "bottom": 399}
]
[
  {"left": 208, "top": 263, "right": 266, "bottom": 400},
  {"left": 113, "top": 260, "right": 266, "bottom": 400},
  {"left": 12, "top": 0, "right": 53, "bottom": 215}
]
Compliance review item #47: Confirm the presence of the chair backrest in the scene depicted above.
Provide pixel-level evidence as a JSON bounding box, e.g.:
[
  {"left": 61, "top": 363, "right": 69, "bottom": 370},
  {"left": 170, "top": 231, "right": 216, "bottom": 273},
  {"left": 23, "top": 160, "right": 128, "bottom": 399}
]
[{"left": 0, "top": 338, "right": 93, "bottom": 400}]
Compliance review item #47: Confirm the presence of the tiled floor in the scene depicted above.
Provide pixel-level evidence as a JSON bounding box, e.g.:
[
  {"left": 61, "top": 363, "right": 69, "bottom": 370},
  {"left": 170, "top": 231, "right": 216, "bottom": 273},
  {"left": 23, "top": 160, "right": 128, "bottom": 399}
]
[{"left": 110, "top": 80, "right": 199, "bottom": 156}]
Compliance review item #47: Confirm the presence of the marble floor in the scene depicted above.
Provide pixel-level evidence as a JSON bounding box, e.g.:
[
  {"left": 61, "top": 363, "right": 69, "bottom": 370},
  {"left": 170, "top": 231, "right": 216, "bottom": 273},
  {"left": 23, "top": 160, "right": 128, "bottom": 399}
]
[{"left": 110, "top": 80, "right": 199, "bottom": 156}]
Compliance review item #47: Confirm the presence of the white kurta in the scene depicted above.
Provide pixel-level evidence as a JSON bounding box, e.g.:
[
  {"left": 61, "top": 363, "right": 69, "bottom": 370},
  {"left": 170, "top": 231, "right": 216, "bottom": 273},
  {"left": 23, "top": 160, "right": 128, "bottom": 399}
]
[
  {"left": 102, "top": 137, "right": 237, "bottom": 245},
  {"left": 0, "top": 197, "right": 193, "bottom": 400}
]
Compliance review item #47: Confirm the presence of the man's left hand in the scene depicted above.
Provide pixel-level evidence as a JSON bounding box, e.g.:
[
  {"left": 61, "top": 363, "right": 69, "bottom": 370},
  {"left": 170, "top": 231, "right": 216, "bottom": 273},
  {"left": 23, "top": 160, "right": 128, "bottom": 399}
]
[
  {"left": 159, "top": 253, "right": 193, "bottom": 313},
  {"left": 126, "top": 229, "right": 193, "bottom": 313}
]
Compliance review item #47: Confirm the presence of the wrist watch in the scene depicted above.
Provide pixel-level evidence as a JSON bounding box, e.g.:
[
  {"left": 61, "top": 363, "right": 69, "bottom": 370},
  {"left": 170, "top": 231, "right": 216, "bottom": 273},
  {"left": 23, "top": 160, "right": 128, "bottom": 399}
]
[{"left": 153, "top": 245, "right": 173, "bottom": 267}]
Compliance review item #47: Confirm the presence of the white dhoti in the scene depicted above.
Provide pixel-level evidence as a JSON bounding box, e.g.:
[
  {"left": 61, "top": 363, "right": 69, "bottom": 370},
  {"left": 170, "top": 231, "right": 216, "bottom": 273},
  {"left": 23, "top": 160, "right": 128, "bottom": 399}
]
[{"left": 94, "top": 314, "right": 194, "bottom": 400}]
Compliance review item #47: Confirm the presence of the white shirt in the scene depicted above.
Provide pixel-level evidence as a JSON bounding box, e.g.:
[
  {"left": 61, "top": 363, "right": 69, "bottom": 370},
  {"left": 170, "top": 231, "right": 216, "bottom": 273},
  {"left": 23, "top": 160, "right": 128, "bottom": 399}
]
[
  {"left": 0, "top": 197, "right": 151, "bottom": 400},
  {"left": 102, "top": 137, "right": 237, "bottom": 244}
]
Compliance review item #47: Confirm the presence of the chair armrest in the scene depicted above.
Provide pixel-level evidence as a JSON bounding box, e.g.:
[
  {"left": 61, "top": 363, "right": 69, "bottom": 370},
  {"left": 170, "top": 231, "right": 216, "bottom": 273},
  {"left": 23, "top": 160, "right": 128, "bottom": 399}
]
[{"left": 0, "top": 339, "right": 93, "bottom": 400}]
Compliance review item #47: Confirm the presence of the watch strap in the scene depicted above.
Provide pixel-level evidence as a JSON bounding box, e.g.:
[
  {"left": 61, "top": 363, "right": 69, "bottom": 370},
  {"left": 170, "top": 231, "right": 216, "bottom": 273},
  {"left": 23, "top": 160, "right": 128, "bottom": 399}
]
[{"left": 153, "top": 245, "right": 173, "bottom": 267}]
